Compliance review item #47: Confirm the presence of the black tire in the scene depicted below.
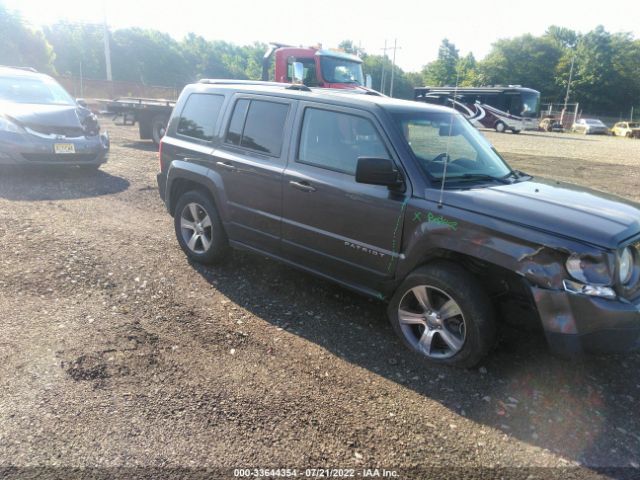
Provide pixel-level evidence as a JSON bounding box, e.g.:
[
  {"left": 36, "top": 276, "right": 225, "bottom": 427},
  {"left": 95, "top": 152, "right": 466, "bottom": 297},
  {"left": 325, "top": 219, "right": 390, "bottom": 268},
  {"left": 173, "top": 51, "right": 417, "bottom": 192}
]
[
  {"left": 173, "top": 190, "right": 229, "bottom": 264},
  {"left": 151, "top": 114, "right": 169, "bottom": 146},
  {"left": 388, "top": 261, "right": 496, "bottom": 368},
  {"left": 495, "top": 121, "right": 506, "bottom": 133}
]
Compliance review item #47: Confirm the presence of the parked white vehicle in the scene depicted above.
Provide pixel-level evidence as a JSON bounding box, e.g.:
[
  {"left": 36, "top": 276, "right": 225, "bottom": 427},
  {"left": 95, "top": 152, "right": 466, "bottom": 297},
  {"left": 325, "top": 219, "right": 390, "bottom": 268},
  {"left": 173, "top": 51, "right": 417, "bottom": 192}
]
[{"left": 572, "top": 118, "right": 609, "bottom": 135}]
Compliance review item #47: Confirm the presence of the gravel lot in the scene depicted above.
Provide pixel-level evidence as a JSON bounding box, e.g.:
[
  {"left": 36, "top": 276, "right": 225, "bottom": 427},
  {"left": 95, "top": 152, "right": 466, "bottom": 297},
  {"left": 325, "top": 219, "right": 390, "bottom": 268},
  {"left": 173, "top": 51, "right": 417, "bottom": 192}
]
[{"left": 0, "top": 121, "right": 639, "bottom": 480}]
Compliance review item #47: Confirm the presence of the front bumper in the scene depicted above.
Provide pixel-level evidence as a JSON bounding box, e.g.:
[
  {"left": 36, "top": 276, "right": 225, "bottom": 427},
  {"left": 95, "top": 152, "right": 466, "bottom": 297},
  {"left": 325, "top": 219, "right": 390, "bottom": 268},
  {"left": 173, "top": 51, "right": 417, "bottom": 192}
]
[
  {"left": 0, "top": 130, "right": 110, "bottom": 166},
  {"left": 531, "top": 285, "right": 640, "bottom": 355}
]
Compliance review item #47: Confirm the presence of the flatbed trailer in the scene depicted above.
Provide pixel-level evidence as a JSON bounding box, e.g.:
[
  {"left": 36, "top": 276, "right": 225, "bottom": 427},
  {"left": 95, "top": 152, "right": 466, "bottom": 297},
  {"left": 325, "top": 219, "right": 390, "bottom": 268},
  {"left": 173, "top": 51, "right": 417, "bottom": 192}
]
[{"left": 101, "top": 97, "right": 175, "bottom": 145}]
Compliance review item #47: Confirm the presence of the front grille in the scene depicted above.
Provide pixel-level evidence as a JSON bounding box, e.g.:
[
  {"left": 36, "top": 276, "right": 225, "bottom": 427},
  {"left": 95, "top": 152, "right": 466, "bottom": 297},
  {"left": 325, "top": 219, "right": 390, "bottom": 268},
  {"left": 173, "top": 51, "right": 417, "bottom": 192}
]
[
  {"left": 26, "top": 124, "right": 86, "bottom": 138},
  {"left": 22, "top": 153, "right": 98, "bottom": 163}
]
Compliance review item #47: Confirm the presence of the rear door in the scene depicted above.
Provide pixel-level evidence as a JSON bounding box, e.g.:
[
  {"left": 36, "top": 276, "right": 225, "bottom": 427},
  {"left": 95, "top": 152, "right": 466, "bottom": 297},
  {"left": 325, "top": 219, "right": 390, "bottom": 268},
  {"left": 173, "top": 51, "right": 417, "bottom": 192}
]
[
  {"left": 211, "top": 94, "right": 296, "bottom": 253},
  {"left": 281, "top": 103, "right": 409, "bottom": 291}
]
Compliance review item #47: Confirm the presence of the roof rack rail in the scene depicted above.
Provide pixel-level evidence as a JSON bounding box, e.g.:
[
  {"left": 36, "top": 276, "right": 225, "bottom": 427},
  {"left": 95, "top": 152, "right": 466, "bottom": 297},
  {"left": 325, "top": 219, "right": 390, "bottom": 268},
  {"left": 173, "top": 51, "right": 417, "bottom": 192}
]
[
  {"left": 285, "top": 84, "right": 311, "bottom": 92},
  {"left": 0, "top": 65, "right": 38, "bottom": 73},
  {"left": 198, "top": 79, "right": 289, "bottom": 87}
]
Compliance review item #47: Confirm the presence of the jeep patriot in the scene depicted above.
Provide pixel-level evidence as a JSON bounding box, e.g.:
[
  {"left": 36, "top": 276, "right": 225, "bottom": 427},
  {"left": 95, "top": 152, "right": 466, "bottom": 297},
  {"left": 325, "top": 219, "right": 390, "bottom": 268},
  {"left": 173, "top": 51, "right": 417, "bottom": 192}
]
[{"left": 157, "top": 80, "right": 640, "bottom": 367}]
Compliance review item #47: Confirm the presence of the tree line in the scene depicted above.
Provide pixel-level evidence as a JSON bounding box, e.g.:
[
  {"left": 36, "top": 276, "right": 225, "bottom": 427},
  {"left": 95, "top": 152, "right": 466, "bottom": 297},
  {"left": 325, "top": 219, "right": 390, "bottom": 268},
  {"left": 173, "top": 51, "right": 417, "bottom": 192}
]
[{"left": 1, "top": 3, "right": 638, "bottom": 115}]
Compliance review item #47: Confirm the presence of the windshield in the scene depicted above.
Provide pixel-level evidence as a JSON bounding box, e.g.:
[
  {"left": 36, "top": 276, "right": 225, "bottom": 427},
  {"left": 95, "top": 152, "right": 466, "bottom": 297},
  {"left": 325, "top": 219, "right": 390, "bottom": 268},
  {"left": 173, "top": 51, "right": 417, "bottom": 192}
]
[
  {"left": 585, "top": 119, "right": 604, "bottom": 125},
  {"left": 393, "top": 111, "right": 513, "bottom": 185},
  {"left": 520, "top": 91, "right": 540, "bottom": 118},
  {"left": 319, "top": 56, "right": 364, "bottom": 85},
  {"left": 0, "top": 76, "right": 75, "bottom": 106}
]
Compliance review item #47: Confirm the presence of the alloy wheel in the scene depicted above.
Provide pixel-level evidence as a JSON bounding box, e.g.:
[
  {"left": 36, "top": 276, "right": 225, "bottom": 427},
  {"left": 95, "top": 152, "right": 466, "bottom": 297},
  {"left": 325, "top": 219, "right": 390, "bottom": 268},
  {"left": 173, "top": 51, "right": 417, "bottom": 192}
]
[
  {"left": 180, "top": 202, "right": 213, "bottom": 254},
  {"left": 397, "top": 285, "right": 466, "bottom": 359}
]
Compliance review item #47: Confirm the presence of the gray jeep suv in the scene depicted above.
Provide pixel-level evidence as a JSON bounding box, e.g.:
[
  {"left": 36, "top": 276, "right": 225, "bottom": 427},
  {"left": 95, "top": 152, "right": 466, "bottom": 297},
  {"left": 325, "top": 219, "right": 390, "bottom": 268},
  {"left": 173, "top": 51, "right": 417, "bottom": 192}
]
[{"left": 157, "top": 80, "right": 640, "bottom": 367}]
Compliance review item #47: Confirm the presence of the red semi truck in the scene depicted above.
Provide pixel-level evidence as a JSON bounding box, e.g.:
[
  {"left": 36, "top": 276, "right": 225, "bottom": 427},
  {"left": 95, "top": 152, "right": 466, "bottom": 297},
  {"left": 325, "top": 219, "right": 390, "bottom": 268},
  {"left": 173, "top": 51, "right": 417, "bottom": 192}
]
[{"left": 262, "top": 43, "right": 371, "bottom": 89}]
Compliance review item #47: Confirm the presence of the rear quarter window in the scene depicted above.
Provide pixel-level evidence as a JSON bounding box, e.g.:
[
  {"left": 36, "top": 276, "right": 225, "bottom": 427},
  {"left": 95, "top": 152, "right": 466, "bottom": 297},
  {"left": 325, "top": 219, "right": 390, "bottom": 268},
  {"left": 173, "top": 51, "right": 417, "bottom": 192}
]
[{"left": 176, "top": 93, "right": 225, "bottom": 141}]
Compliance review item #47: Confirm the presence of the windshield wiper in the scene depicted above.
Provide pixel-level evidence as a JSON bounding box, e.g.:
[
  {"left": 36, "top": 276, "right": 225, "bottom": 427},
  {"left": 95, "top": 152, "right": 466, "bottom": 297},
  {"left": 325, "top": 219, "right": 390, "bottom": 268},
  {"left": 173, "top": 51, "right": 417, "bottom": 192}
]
[{"left": 444, "top": 173, "right": 512, "bottom": 184}]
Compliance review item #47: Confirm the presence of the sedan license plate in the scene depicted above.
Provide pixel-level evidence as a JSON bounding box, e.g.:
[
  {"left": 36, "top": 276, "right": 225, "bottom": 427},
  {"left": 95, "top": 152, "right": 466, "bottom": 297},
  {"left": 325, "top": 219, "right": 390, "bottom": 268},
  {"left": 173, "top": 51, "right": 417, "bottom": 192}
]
[{"left": 54, "top": 143, "right": 75, "bottom": 154}]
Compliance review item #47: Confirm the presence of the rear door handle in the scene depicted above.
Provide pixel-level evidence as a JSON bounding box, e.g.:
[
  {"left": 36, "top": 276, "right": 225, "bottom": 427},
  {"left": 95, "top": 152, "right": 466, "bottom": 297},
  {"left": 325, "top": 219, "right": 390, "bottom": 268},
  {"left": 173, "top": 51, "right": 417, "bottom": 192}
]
[
  {"left": 289, "top": 180, "right": 316, "bottom": 193},
  {"left": 216, "top": 161, "right": 237, "bottom": 172}
]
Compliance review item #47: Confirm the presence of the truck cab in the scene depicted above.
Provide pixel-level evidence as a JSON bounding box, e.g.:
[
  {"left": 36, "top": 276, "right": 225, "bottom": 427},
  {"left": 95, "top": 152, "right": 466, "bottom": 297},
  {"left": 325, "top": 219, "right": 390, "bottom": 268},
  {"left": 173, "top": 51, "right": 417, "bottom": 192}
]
[{"left": 262, "top": 44, "right": 365, "bottom": 89}]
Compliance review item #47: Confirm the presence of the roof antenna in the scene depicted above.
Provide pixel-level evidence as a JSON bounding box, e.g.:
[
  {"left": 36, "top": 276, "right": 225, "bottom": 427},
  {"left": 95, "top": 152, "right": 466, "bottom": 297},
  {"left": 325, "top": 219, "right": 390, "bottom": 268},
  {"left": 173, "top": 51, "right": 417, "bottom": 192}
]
[{"left": 437, "top": 64, "right": 462, "bottom": 209}]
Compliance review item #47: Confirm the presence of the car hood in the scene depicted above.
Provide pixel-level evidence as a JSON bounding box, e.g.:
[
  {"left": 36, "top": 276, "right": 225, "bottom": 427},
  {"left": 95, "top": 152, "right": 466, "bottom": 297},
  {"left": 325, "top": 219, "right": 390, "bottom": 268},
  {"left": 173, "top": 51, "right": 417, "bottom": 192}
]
[
  {"left": 1, "top": 102, "right": 87, "bottom": 127},
  {"left": 442, "top": 179, "right": 640, "bottom": 249}
]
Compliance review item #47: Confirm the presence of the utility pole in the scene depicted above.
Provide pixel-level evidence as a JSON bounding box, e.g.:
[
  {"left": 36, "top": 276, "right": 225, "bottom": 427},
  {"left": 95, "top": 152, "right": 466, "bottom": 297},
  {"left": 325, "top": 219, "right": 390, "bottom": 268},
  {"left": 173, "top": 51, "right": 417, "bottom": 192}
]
[
  {"left": 102, "top": 2, "right": 112, "bottom": 81},
  {"left": 389, "top": 39, "right": 401, "bottom": 98},
  {"left": 560, "top": 56, "right": 575, "bottom": 125},
  {"left": 380, "top": 40, "right": 389, "bottom": 95}
]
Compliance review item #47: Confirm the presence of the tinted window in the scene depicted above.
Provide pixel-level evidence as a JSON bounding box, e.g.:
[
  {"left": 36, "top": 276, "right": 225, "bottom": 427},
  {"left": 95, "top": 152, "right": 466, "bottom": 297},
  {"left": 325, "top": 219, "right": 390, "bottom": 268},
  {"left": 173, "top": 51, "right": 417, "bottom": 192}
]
[
  {"left": 177, "top": 93, "right": 224, "bottom": 141},
  {"left": 298, "top": 108, "right": 389, "bottom": 175},
  {"left": 241, "top": 100, "right": 289, "bottom": 156},
  {"left": 226, "top": 99, "right": 249, "bottom": 146},
  {"left": 225, "top": 99, "right": 289, "bottom": 156}
]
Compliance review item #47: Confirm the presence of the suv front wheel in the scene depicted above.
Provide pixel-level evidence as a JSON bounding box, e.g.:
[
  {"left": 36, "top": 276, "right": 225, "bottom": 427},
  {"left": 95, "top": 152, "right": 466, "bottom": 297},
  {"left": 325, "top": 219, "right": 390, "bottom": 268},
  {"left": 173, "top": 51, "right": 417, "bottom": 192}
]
[
  {"left": 174, "top": 190, "right": 229, "bottom": 264},
  {"left": 388, "top": 261, "right": 495, "bottom": 368}
]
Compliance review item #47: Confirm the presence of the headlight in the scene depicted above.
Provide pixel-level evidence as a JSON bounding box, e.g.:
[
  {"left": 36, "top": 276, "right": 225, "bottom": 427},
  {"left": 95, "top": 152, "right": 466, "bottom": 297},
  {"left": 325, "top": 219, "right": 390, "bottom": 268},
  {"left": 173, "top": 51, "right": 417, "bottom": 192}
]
[
  {"left": 0, "top": 116, "right": 23, "bottom": 133},
  {"left": 565, "top": 254, "right": 612, "bottom": 285},
  {"left": 618, "top": 247, "right": 634, "bottom": 285}
]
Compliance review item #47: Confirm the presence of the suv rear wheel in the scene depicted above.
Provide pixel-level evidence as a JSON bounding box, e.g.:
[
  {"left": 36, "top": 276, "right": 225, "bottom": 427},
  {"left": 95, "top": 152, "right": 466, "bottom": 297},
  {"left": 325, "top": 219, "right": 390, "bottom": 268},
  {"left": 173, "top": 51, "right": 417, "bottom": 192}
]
[
  {"left": 388, "top": 261, "right": 495, "bottom": 368},
  {"left": 174, "top": 190, "right": 229, "bottom": 264}
]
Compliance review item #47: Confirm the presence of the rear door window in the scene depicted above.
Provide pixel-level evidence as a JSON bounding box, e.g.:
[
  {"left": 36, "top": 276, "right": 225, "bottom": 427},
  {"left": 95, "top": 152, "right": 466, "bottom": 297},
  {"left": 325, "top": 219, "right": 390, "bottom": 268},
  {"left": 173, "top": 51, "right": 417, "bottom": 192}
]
[
  {"left": 297, "top": 108, "right": 389, "bottom": 175},
  {"left": 225, "top": 99, "right": 289, "bottom": 157},
  {"left": 177, "top": 93, "right": 225, "bottom": 141}
]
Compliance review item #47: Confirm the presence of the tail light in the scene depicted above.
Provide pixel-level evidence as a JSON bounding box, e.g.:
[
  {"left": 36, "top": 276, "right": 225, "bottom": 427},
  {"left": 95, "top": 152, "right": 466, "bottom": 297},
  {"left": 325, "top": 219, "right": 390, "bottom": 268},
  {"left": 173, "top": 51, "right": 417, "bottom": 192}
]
[{"left": 158, "top": 140, "right": 164, "bottom": 172}]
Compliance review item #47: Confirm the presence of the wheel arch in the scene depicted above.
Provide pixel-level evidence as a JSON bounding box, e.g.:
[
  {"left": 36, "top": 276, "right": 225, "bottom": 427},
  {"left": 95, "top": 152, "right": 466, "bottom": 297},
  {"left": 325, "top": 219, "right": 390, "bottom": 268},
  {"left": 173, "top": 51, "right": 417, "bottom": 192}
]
[
  {"left": 396, "top": 248, "right": 541, "bottom": 330},
  {"left": 166, "top": 161, "right": 229, "bottom": 223}
]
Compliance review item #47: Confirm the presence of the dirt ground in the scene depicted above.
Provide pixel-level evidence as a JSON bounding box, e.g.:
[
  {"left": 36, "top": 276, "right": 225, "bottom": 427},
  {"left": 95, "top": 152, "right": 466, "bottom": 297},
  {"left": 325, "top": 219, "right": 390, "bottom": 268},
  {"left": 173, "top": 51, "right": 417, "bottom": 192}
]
[{"left": 0, "top": 121, "right": 639, "bottom": 480}]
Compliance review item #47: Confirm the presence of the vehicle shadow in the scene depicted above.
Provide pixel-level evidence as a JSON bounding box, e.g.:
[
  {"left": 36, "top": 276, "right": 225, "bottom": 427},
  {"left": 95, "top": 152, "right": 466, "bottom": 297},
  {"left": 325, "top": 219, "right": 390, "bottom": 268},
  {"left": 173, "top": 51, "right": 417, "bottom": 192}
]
[
  {"left": 0, "top": 166, "right": 130, "bottom": 201},
  {"left": 122, "top": 141, "right": 158, "bottom": 152},
  {"left": 193, "top": 251, "right": 639, "bottom": 478}
]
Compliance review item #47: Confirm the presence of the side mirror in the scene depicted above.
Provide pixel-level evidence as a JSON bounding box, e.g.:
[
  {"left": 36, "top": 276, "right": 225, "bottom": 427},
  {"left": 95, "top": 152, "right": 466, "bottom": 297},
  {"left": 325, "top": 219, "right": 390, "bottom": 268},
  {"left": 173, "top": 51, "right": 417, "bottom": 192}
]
[
  {"left": 292, "top": 62, "right": 304, "bottom": 85},
  {"left": 365, "top": 74, "right": 373, "bottom": 89},
  {"left": 76, "top": 98, "right": 88, "bottom": 108},
  {"left": 355, "top": 157, "right": 402, "bottom": 188}
]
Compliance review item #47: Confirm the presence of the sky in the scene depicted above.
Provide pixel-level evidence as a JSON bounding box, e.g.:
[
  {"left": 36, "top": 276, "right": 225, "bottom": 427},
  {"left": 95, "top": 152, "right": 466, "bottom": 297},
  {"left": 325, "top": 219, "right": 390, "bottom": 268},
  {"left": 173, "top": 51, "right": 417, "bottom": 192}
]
[{"left": 4, "top": 0, "right": 640, "bottom": 72}]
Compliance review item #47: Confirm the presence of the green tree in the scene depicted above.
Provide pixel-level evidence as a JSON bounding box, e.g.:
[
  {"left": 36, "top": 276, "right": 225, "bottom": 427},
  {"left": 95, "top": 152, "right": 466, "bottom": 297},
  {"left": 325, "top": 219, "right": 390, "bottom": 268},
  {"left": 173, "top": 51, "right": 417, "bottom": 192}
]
[
  {"left": 110, "top": 28, "right": 190, "bottom": 87},
  {"left": 0, "top": 4, "right": 55, "bottom": 72},
  {"left": 457, "top": 53, "right": 480, "bottom": 86},
  {"left": 545, "top": 25, "right": 578, "bottom": 49},
  {"left": 479, "top": 34, "right": 563, "bottom": 99},
  {"left": 421, "top": 39, "right": 460, "bottom": 86},
  {"left": 338, "top": 40, "right": 366, "bottom": 58},
  {"left": 44, "top": 23, "right": 104, "bottom": 78}
]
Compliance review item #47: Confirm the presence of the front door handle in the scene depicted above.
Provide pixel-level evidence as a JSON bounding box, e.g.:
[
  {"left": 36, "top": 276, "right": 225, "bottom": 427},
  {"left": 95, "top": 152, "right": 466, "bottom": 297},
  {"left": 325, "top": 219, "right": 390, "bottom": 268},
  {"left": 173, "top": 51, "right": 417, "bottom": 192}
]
[
  {"left": 216, "top": 161, "right": 237, "bottom": 172},
  {"left": 289, "top": 180, "right": 316, "bottom": 193}
]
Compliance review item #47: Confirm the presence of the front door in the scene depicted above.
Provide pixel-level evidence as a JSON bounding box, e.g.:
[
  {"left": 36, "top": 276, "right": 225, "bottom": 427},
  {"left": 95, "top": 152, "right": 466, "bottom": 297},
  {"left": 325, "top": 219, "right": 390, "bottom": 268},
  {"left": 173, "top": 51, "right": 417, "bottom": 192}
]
[{"left": 281, "top": 103, "right": 408, "bottom": 291}]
